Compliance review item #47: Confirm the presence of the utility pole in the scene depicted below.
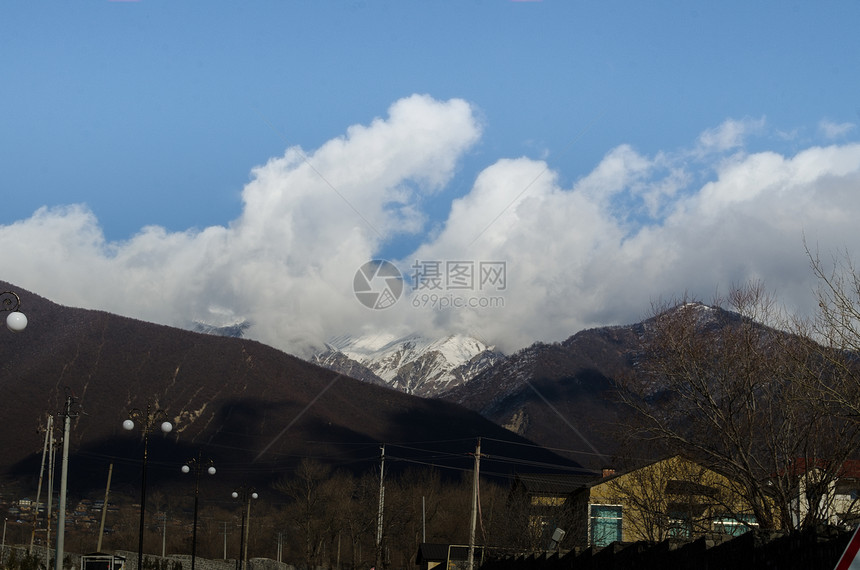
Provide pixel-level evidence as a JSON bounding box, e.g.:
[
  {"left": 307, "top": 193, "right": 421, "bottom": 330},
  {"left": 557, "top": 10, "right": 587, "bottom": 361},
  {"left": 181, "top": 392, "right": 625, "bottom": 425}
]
[
  {"left": 46, "top": 424, "right": 55, "bottom": 554},
  {"left": 221, "top": 521, "right": 230, "bottom": 560},
  {"left": 2, "top": 518, "right": 7, "bottom": 561},
  {"left": 97, "top": 464, "right": 113, "bottom": 553},
  {"left": 375, "top": 444, "right": 385, "bottom": 570},
  {"left": 30, "top": 415, "right": 52, "bottom": 554},
  {"left": 160, "top": 513, "right": 167, "bottom": 558},
  {"left": 55, "top": 394, "right": 77, "bottom": 570},
  {"left": 467, "top": 438, "right": 482, "bottom": 570}
]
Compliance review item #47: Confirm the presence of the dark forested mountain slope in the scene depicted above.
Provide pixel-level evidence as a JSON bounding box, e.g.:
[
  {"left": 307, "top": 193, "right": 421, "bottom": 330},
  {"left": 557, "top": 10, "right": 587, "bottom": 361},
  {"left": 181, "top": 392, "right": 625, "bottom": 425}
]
[
  {"left": 0, "top": 282, "right": 580, "bottom": 498},
  {"left": 439, "top": 324, "right": 646, "bottom": 469}
]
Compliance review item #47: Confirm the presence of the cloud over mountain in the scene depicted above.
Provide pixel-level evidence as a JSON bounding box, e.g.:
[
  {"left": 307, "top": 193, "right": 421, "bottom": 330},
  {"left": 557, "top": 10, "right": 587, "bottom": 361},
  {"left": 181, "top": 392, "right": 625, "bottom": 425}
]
[{"left": 2, "top": 94, "right": 859, "bottom": 356}]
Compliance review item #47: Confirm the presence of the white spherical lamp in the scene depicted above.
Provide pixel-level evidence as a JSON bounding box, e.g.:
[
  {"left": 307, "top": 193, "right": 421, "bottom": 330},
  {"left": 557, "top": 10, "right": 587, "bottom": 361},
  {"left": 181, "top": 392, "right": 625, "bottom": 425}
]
[{"left": 6, "top": 311, "right": 27, "bottom": 332}]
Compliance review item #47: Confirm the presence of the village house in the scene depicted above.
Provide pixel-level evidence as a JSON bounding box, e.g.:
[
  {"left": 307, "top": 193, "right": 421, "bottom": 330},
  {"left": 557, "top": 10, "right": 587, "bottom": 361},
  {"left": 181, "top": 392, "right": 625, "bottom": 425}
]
[
  {"left": 511, "top": 456, "right": 762, "bottom": 550},
  {"left": 787, "top": 459, "right": 860, "bottom": 528}
]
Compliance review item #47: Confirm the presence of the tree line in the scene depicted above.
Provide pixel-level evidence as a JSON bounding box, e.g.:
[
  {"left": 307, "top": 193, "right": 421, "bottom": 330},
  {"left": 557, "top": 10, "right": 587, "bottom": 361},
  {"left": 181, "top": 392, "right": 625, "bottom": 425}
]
[{"left": 39, "top": 460, "right": 551, "bottom": 570}]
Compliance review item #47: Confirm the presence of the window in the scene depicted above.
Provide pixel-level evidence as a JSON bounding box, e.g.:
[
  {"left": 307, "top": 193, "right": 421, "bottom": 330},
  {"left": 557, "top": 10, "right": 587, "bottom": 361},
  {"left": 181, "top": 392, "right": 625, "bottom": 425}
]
[
  {"left": 714, "top": 514, "right": 757, "bottom": 536},
  {"left": 667, "top": 510, "right": 692, "bottom": 538},
  {"left": 590, "top": 504, "right": 622, "bottom": 547}
]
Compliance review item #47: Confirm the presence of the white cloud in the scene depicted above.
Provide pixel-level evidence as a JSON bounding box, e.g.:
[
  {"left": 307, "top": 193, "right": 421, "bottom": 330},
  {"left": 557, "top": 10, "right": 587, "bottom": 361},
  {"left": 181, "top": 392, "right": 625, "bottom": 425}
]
[
  {"left": 1, "top": 95, "right": 481, "bottom": 356},
  {"left": 819, "top": 119, "right": 856, "bottom": 140},
  {"left": 405, "top": 136, "right": 860, "bottom": 352},
  {"left": 3, "top": 95, "right": 860, "bottom": 358},
  {"left": 695, "top": 117, "right": 766, "bottom": 155}
]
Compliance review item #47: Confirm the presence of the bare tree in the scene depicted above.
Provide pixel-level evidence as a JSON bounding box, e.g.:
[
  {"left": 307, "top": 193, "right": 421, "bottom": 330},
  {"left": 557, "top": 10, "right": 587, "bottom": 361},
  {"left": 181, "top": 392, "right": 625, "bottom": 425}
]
[
  {"left": 274, "top": 459, "right": 334, "bottom": 568},
  {"left": 382, "top": 468, "right": 447, "bottom": 568},
  {"left": 618, "top": 282, "right": 860, "bottom": 531},
  {"left": 802, "top": 245, "right": 860, "bottom": 417},
  {"left": 344, "top": 471, "right": 382, "bottom": 569},
  {"left": 318, "top": 469, "right": 360, "bottom": 570}
]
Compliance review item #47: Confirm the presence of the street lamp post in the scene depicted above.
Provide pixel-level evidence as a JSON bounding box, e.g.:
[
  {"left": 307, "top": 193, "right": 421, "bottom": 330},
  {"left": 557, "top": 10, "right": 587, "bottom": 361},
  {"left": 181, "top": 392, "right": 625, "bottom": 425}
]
[
  {"left": 231, "top": 487, "right": 257, "bottom": 570},
  {"left": 182, "top": 453, "right": 215, "bottom": 570},
  {"left": 1, "top": 290, "right": 27, "bottom": 332},
  {"left": 123, "top": 405, "right": 173, "bottom": 570}
]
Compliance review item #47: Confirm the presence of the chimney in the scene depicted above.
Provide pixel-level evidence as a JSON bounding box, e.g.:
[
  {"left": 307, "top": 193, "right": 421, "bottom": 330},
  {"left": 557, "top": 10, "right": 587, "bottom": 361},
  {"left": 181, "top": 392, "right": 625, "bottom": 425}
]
[{"left": 602, "top": 467, "right": 616, "bottom": 478}]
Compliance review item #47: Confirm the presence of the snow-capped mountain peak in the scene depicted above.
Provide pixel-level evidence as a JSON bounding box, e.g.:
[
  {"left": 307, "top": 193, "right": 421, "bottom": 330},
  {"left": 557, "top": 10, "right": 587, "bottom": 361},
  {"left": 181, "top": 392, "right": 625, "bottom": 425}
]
[{"left": 314, "top": 333, "right": 504, "bottom": 397}]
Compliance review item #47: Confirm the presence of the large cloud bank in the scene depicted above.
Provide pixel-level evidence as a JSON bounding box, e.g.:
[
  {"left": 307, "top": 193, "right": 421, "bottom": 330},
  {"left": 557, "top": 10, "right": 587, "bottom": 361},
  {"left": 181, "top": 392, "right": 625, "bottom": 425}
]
[{"left": 2, "top": 95, "right": 859, "bottom": 356}]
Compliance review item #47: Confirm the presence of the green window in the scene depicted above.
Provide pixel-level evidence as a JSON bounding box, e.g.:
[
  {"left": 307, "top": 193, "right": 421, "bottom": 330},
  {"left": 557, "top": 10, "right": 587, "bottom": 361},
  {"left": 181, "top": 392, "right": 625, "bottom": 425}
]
[{"left": 590, "top": 504, "right": 622, "bottom": 547}]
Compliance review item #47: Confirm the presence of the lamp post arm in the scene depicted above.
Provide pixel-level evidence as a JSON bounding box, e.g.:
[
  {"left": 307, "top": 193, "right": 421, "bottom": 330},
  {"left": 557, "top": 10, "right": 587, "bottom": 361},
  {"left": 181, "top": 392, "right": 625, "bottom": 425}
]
[{"left": 1, "top": 290, "right": 27, "bottom": 332}]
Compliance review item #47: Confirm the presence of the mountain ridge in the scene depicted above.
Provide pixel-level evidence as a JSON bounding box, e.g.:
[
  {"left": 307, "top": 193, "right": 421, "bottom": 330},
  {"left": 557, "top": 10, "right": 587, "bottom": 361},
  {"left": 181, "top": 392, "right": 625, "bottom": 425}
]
[{"left": 0, "top": 281, "right": 582, "bottom": 497}]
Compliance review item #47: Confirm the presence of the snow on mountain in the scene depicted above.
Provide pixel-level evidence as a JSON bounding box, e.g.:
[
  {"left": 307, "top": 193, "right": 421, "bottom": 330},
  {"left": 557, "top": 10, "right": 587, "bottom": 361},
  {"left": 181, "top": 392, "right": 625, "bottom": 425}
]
[
  {"left": 191, "top": 319, "right": 251, "bottom": 338},
  {"left": 313, "top": 333, "right": 505, "bottom": 397}
]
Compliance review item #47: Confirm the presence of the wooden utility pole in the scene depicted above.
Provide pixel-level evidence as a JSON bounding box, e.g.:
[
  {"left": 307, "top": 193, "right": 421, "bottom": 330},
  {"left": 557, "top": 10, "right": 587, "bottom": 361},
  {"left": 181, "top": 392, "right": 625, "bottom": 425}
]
[
  {"left": 468, "top": 438, "right": 482, "bottom": 570},
  {"left": 375, "top": 444, "right": 385, "bottom": 570},
  {"left": 30, "top": 415, "right": 52, "bottom": 554},
  {"left": 221, "top": 521, "right": 230, "bottom": 560},
  {"left": 46, "top": 423, "right": 55, "bottom": 553},
  {"left": 55, "top": 394, "right": 76, "bottom": 570},
  {"left": 96, "top": 464, "right": 113, "bottom": 553}
]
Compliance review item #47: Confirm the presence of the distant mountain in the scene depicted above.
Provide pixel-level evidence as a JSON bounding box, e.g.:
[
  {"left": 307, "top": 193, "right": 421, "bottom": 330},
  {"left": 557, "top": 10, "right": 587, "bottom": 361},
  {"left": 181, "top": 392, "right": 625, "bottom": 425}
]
[
  {"left": 434, "top": 303, "right": 757, "bottom": 469},
  {"left": 312, "top": 326, "right": 645, "bottom": 469},
  {"left": 0, "top": 281, "right": 579, "bottom": 499},
  {"left": 309, "top": 325, "right": 660, "bottom": 469},
  {"left": 313, "top": 333, "right": 505, "bottom": 397},
  {"left": 3, "top": 277, "right": 747, "bottom": 489},
  {"left": 191, "top": 319, "right": 251, "bottom": 338},
  {"left": 438, "top": 324, "right": 647, "bottom": 469}
]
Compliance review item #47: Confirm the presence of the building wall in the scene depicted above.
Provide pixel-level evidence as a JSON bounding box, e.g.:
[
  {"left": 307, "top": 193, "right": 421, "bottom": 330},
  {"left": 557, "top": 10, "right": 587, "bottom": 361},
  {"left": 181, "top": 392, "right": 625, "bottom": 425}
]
[{"left": 581, "top": 456, "right": 759, "bottom": 546}]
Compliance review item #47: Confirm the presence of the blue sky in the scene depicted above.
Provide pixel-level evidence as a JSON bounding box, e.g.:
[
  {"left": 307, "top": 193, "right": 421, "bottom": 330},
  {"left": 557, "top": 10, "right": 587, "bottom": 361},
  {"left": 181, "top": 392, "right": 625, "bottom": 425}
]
[{"left": 3, "top": 1, "right": 860, "bottom": 356}]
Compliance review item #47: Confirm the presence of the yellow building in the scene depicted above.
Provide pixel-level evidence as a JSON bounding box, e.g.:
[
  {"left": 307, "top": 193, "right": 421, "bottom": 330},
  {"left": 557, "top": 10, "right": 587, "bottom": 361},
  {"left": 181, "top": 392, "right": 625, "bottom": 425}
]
[{"left": 581, "top": 456, "right": 760, "bottom": 547}]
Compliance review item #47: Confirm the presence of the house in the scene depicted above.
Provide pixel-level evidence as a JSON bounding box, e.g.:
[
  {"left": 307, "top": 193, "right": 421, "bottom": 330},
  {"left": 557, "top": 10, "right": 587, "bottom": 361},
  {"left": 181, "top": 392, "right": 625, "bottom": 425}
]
[
  {"left": 788, "top": 459, "right": 860, "bottom": 528},
  {"left": 509, "top": 456, "right": 763, "bottom": 551},
  {"left": 578, "top": 455, "right": 760, "bottom": 547}
]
